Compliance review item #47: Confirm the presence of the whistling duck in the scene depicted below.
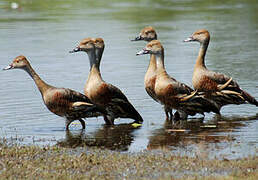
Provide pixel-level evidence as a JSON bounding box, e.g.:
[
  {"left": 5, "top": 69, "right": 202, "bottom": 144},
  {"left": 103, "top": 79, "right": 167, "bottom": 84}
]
[
  {"left": 137, "top": 40, "right": 220, "bottom": 119},
  {"left": 70, "top": 38, "right": 143, "bottom": 125},
  {"left": 132, "top": 26, "right": 173, "bottom": 121},
  {"left": 184, "top": 29, "right": 258, "bottom": 108},
  {"left": 3, "top": 56, "right": 106, "bottom": 130}
]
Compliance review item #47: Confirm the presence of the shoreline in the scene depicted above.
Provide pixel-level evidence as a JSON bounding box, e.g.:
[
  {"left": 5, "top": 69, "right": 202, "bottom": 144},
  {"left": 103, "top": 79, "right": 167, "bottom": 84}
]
[{"left": 0, "top": 141, "right": 257, "bottom": 179}]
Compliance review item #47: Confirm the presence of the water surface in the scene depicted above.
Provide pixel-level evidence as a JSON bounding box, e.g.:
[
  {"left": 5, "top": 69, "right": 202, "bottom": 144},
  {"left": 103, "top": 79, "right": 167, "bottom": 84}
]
[{"left": 0, "top": 0, "right": 257, "bottom": 159}]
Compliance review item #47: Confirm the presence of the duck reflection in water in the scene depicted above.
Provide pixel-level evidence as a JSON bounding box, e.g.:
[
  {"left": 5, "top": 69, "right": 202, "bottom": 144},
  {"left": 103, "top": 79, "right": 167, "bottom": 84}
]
[
  {"left": 147, "top": 114, "right": 258, "bottom": 150},
  {"left": 57, "top": 123, "right": 142, "bottom": 151}
]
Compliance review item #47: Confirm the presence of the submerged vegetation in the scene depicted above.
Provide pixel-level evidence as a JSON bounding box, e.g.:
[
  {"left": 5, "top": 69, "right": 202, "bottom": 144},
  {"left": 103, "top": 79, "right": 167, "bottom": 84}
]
[{"left": 0, "top": 140, "right": 257, "bottom": 179}]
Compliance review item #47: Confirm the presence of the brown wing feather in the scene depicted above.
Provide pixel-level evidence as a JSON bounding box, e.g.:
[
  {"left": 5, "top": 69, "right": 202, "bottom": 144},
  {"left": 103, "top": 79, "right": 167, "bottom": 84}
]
[
  {"left": 197, "top": 75, "right": 219, "bottom": 91},
  {"left": 106, "top": 84, "right": 130, "bottom": 102},
  {"left": 159, "top": 83, "right": 220, "bottom": 115},
  {"left": 157, "top": 82, "right": 192, "bottom": 108},
  {"left": 173, "top": 81, "right": 194, "bottom": 95},
  {"left": 88, "top": 83, "right": 113, "bottom": 105},
  {"left": 93, "top": 83, "right": 143, "bottom": 122},
  {"left": 44, "top": 88, "right": 105, "bottom": 119},
  {"left": 201, "top": 71, "right": 258, "bottom": 106},
  {"left": 54, "top": 88, "right": 93, "bottom": 103},
  {"left": 108, "top": 84, "right": 143, "bottom": 121},
  {"left": 206, "top": 71, "right": 239, "bottom": 90},
  {"left": 155, "top": 72, "right": 220, "bottom": 115},
  {"left": 45, "top": 89, "right": 71, "bottom": 116}
]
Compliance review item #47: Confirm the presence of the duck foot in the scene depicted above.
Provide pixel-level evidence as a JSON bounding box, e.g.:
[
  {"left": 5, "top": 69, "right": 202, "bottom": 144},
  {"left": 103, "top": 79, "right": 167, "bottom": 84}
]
[
  {"left": 172, "top": 111, "right": 188, "bottom": 122},
  {"left": 165, "top": 108, "right": 173, "bottom": 122},
  {"left": 104, "top": 115, "right": 114, "bottom": 125},
  {"left": 172, "top": 111, "right": 181, "bottom": 122}
]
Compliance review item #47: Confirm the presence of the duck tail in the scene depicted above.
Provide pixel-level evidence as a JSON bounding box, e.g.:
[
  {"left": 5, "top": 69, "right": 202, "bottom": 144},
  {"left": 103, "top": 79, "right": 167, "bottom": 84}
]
[
  {"left": 133, "top": 111, "right": 144, "bottom": 124},
  {"left": 91, "top": 105, "right": 107, "bottom": 115},
  {"left": 68, "top": 103, "right": 106, "bottom": 120},
  {"left": 180, "top": 95, "right": 221, "bottom": 115},
  {"left": 241, "top": 90, "right": 258, "bottom": 106},
  {"left": 199, "top": 97, "right": 221, "bottom": 114},
  {"left": 84, "top": 105, "right": 106, "bottom": 117}
]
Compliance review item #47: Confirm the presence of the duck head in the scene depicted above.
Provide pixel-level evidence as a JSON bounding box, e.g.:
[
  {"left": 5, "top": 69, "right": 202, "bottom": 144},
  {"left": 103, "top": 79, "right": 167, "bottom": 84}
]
[
  {"left": 69, "top": 38, "right": 95, "bottom": 53},
  {"left": 184, "top": 29, "right": 210, "bottom": 44},
  {"left": 93, "top": 38, "right": 105, "bottom": 50},
  {"left": 132, "top": 26, "right": 157, "bottom": 42},
  {"left": 3, "top": 55, "right": 30, "bottom": 70},
  {"left": 136, "top": 40, "right": 164, "bottom": 56}
]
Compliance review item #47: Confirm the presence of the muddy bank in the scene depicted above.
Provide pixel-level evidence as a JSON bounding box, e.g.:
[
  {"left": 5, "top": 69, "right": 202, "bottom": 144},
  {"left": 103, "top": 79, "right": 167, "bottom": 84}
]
[{"left": 0, "top": 141, "right": 257, "bottom": 179}]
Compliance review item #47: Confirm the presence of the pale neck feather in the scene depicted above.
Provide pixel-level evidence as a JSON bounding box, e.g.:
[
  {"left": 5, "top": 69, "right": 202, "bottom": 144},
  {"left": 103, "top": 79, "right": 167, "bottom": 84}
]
[
  {"left": 89, "top": 64, "right": 102, "bottom": 80},
  {"left": 86, "top": 49, "right": 103, "bottom": 83},
  {"left": 146, "top": 54, "right": 156, "bottom": 74},
  {"left": 155, "top": 52, "right": 166, "bottom": 75},
  {"left": 195, "top": 40, "right": 209, "bottom": 70}
]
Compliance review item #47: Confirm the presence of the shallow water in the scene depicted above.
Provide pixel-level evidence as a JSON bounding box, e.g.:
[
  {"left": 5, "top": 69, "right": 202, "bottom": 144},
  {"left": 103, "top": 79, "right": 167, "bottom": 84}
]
[{"left": 0, "top": 0, "right": 257, "bottom": 159}]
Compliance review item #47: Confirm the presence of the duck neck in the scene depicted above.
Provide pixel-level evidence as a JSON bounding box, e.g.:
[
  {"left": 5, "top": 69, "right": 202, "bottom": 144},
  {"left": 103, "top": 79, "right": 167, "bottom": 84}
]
[
  {"left": 147, "top": 38, "right": 157, "bottom": 74},
  {"left": 87, "top": 49, "right": 102, "bottom": 80},
  {"left": 195, "top": 40, "right": 209, "bottom": 69},
  {"left": 148, "top": 54, "right": 156, "bottom": 71},
  {"left": 95, "top": 47, "right": 104, "bottom": 69},
  {"left": 24, "top": 64, "right": 51, "bottom": 95},
  {"left": 155, "top": 50, "right": 166, "bottom": 75},
  {"left": 86, "top": 49, "right": 98, "bottom": 70},
  {"left": 89, "top": 64, "right": 102, "bottom": 80}
]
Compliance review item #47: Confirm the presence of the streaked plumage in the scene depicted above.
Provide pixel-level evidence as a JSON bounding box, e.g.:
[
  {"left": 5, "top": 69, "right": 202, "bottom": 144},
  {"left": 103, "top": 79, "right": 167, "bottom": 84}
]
[
  {"left": 137, "top": 40, "right": 220, "bottom": 118},
  {"left": 184, "top": 29, "right": 258, "bottom": 108},
  {"left": 133, "top": 27, "right": 173, "bottom": 120},
  {"left": 132, "top": 27, "right": 158, "bottom": 102},
  {"left": 3, "top": 56, "right": 106, "bottom": 130},
  {"left": 70, "top": 38, "right": 143, "bottom": 125}
]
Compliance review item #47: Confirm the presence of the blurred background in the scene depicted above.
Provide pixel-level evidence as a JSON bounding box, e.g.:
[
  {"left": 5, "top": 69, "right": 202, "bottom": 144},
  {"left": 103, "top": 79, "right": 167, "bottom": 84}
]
[{"left": 0, "top": 0, "right": 257, "bottom": 158}]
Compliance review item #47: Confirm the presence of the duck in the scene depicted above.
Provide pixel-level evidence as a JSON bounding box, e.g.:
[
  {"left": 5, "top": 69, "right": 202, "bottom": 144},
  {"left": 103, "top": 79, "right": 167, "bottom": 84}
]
[
  {"left": 137, "top": 40, "right": 220, "bottom": 119},
  {"left": 184, "top": 29, "right": 258, "bottom": 108},
  {"left": 3, "top": 55, "right": 106, "bottom": 130},
  {"left": 132, "top": 26, "right": 173, "bottom": 121},
  {"left": 69, "top": 38, "right": 143, "bottom": 125}
]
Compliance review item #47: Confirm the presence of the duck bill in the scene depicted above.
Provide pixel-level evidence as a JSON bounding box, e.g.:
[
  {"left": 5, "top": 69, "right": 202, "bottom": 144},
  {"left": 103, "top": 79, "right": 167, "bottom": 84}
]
[
  {"left": 183, "top": 37, "right": 194, "bottom": 42},
  {"left": 136, "top": 49, "right": 149, "bottom": 56},
  {"left": 69, "top": 47, "right": 81, "bottom": 53},
  {"left": 131, "top": 36, "right": 143, "bottom": 41},
  {"left": 3, "top": 64, "right": 13, "bottom": 70}
]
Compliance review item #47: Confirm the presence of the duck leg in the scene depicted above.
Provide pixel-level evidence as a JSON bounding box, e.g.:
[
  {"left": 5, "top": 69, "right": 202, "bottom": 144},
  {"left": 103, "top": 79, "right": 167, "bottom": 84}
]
[
  {"left": 172, "top": 111, "right": 180, "bottom": 122},
  {"left": 172, "top": 110, "right": 188, "bottom": 122},
  {"left": 165, "top": 111, "right": 169, "bottom": 121},
  {"left": 104, "top": 115, "right": 114, "bottom": 125},
  {"left": 169, "top": 110, "right": 173, "bottom": 121},
  {"left": 78, "top": 119, "right": 86, "bottom": 129},
  {"left": 165, "top": 107, "right": 173, "bottom": 121},
  {"left": 65, "top": 119, "right": 73, "bottom": 131}
]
